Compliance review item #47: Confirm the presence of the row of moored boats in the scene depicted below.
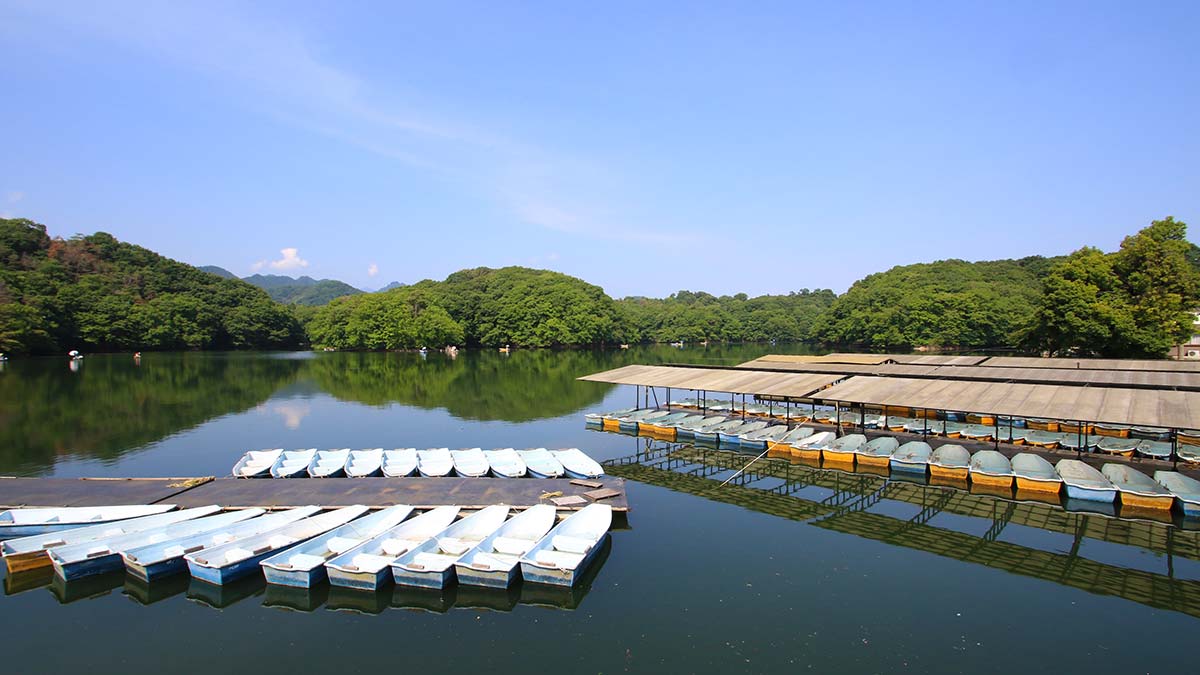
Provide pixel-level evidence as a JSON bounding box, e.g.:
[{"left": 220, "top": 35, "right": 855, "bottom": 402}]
[
  {"left": 232, "top": 447, "right": 603, "bottom": 480},
  {"left": 0, "top": 503, "right": 612, "bottom": 590},
  {"left": 592, "top": 403, "right": 1200, "bottom": 462}
]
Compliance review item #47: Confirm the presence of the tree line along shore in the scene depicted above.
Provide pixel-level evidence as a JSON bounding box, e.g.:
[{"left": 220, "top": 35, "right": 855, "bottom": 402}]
[{"left": 1, "top": 216, "right": 1196, "bottom": 358}]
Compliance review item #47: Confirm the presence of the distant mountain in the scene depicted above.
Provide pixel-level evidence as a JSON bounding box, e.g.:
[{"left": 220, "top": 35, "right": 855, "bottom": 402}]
[
  {"left": 377, "top": 281, "right": 406, "bottom": 292},
  {"left": 199, "top": 265, "right": 237, "bottom": 279},
  {"left": 242, "top": 274, "right": 362, "bottom": 306}
]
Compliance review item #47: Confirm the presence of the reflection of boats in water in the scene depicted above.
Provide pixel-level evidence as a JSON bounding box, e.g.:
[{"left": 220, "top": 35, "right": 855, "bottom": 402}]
[
  {"left": 518, "top": 537, "right": 610, "bottom": 611},
  {"left": 4, "top": 566, "right": 55, "bottom": 596},
  {"left": 186, "top": 574, "right": 266, "bottom": 610},
  {"left": 123, "top": 572, "right": 190, "bottom": 606},
  {"left": 263, "top": 582, "right": 330, "bottom": 613},
  {"left": 606, "top": 443, "right": 1200, "bottom": 619},
  {"left": 50, "top": 569, "right": 125, "bottom": 604},
  {"left": 391, "top": 584, "right": 458, "bottom": 614},
  {"left": 455, "top": 584, "right": 521, "bottom": 612},
  {"left": 326, "top": 584, "right": 391, "bottom": 615}
]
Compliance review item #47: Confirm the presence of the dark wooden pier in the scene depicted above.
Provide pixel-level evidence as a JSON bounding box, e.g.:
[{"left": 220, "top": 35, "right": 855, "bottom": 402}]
[{"left": 0, "top": 476, "right": 629, "bottom": 512}]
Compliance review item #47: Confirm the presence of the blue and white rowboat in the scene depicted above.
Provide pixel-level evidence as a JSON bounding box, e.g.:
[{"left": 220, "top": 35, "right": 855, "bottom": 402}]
[
  {"left": 186, "top": 506, "right": 368, "bottom": 585},
  {"left": 519, "top": 503, "right": 612, "bottom": 587},
  {"left": 0, "top": 504, "right": 177, "bottom": 538},
  {"left": 392, "top": 505, "right": 511, "bottom": 589},
  {"left": 261, "top": 505, "right": 413, "bottom": 588},
  {"left": 1055, "top": 459, "right": 1117, "bottom": 503},
  {"left": 417, "top": 448, "right": 454, "bottom": 477},
  {"left": 454, "top": 505, "right": 557, "bottom": 588},
  {"left": 122, "top": 506, "right": 319, "bottom": 581},
  {"left": 518, "top": 448, "right": 565, "bottom": 479},
  {"left": 325, "top": 506, "right": 459, "bottom": 591},
  {"left": 890, "top": 442, "right": 932, "bottom": 475},
  {"left": 485, "top": 448, "right": 527, "bottom": 478},
  {"left": 552, "top": 449, "right": 604, "bottom": 480}
]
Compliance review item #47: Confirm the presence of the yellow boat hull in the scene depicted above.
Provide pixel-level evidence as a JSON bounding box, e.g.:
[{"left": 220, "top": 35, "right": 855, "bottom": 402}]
[
  {"left": 971, "top": 473, "right": 1014, "bottom": 489},
  {"left": 1060, "top": 423, "right": 1093, "bottom": 434},
  {"left": 3, "top": 550, "right": 53, "bottom": 574},
  {"left": 1097, "top": 448, "right": 1134, "bottom": 458},
  {"left": 966, "top": 414, "right": 995, "bottom": 425},
  {"left": 766, "top": 446, "right": 793, "bottom": 459},
  {"left": 602, "top": 419, "right": 621, "bottom": 432},
  {"left": 929, "top": 474, "right": 969, "bottom": 489},
  {"left": 790, "top": 447, "right": 822, "bottom": 463},
  {"left": 943, "top": 431, "right": 962, "bottom": 439},
  {"left": 1095, "top": 427, "right": 1130, "bottom": 438},
  {"left": 929, "top": 465, "right": 968, "bottom": 481},
  {"left": 822, "top": 451, "right": 856, "bottom": 467},
  {"left": 1027, "top": 420, "right": 1059, "bottom": 432},
  {"left": 1015, "top": 488, "right": 1061, "bottom": 504},
  {"left": 1119, "top": 505, "right": 1175, "bottom": 522},
  {"left": 1015, "top": 477, "right": 1062, "bottom": 495},
  {"left": 856, "top": 455, "right": 891, "bottom": 469},
  {"left": 1119, "top": 493, "right": 1175, "bottom": 511}
]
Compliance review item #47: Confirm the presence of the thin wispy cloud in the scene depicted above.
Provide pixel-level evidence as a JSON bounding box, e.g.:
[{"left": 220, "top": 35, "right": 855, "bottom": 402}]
[
  {"left": 367, "top": 263, "right": 379, "bottom": 277},
  {"left": 251, "top": 247, "right": 308, "bottom": 273},
  {"left": 7, "top": 1, "right": 697, "bottom": 248},
  {"left": 4, "top": 191, "right": 23, "bottom": 204}
]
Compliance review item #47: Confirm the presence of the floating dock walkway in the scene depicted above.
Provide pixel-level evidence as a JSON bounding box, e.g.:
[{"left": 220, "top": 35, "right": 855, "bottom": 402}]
[{"left": 0, "top": 476, "right": 629, "bottom": 512}]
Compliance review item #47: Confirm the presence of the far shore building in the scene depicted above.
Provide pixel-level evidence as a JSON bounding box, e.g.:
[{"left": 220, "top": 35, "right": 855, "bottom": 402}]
[{"left": 1171, "top": 311, "right": 1200, "bottom": 360}]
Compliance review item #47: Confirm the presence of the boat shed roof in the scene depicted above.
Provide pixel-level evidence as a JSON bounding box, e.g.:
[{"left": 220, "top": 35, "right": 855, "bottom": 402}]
[
  {"left": 744, "top": 354, "right": 896, "bottom": 366},
  {"left": 731, "top": 360, "right": 1200, "bottom": 391},
  {"left": 827, "top": 353, "right": 990, "bottom": 366},
  {"left": 811, "top": 376, "right": 1200, "bottom": 429},
  {"left": 577, "top": 365, "right": 846, "bottom": 398},
  {"left": 976, "top": 356, "right": 1200, "bottom": 373}
]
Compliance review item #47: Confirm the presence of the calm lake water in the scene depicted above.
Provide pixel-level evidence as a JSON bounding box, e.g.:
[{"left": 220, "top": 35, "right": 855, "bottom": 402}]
[{"left": 1, "top": 346, "right": 1198, "bottom": 674}]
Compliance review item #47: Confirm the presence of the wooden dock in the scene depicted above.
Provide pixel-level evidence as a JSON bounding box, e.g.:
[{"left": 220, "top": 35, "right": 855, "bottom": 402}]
[{"left": 0, "top": 476, "right": 629, "bottom": 512}]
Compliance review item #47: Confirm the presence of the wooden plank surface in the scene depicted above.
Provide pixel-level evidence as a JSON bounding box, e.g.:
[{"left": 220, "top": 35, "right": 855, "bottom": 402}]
[
  {"left": 0, "top": 477, "right": 213, "bottom": 508},
  {"left": 161, "top": 476, "right": 628, "bottom": 511}
]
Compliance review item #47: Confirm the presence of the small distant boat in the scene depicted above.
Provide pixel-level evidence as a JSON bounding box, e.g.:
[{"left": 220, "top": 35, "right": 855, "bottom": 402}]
[
  {"left": 823, "top": 434, "right": 866, "bottom": 465},
  {"left": 1024, "top": 431, "right": 1065, "bottom": 449},
  {"left": 969, "top": 450, "right": 1014, "bottom": 489},
  {"left": 1011, "top": 453, "right": 1062, "bottom": 495},
  {"left": 960, "top": 425, "right": 995, "bottom": 442},
  {"left": 942, "top": 422, "right": 967, "bottom": 439},
  {"left": 1154, "top": 471, "right": 1200, "bottom": 517},
  {"left": 308, "top": 449, "right": 351, "bottom": 478},
  {"left": 1059, "top": 435, "right": 1102, "bottom": 452},
  {"left": 261, "top": 505, "right": 414, "bottom": 588},
  {"left": 886, "top": 417, "right": 914, "bottom": 432},
  {"left": 0, "top": 504, "right": 177, "bottom": 538},
  {"left": 49, "top": 507, "right": 253, "bottom": 581},
  {"left": 271, "top": 449, "right": 317, "bottom": 478},
  {"left": 640, "top": 412, "right": 691, "bottom": 436},
  {"left": 966, "top": 413, "right": 996, "bottom": 426},
  {"left": 1179, "top": 445, "right": 1200, "bottom": 464},
  {"left": 1026, "top": 418, "right": 1059, "bottom": 432},
  {"left": 232, "top": 449, "right": 283, "bottom": 478},
  {"left": 186, "top": 506, "right": 369, "bottom": 585},
  {"left": 856, "top": 436, "right": 899, "bottom": 469},
  {"left": 997, "top": 415, "right": 1026, "bottom": 429},
  {"left": 620, "top": 410, "right": 669, "bottom": 433},
  {"left": 1177, "top": 429, "right": 1200, "bottom": 445},
  {"left": 325, "top": 506, "right": 459, "bottom": 590},
  {"left": 345, "top": 449, "right": 384, "bottom": 477},
  {"left": 122, "top": 507, "right": 319, "bottom": 581},
  {"left": 719, "top": 421, "right": 767, "bottom": 446},
  {"left": 928, "top": 444, "right": 970, "bottom": 480},
  {"left": 1059, "top": 421, "right": 1093, "bottom": 435},
  {"left": 597, "top": 408, "right": 636, "bottom": 431},
  {"left": 790, "top": 431, "right": 835, "bottom": 461},
  {"left": 451, "top": 448, "right": 490, "bottom": 478},
  {"left": 992, "top": 427, "right": 1028, "bottom": 444},
  {"left": 862, "top": 414, "right": 886, "bottom": 429},
  {"left": 417, "top": 448, "right": 454, "bottom": 477},
  {"left": 676, "top": 416, "right": 727, "bottom": 440},
  {"left": 519, "top": 503, "right": 612, "bottom": 587},
  {"left": 553, "top": 449, "right": 604, "bottom": 479},
  {"left": 392, "top": 505, "right": 511, "bottom": 589},
  {"left": 1101, "top": 463, "right": 1175, "bottom": 511},
  {"left": 1130, "top": 426, "right": 1171, "bottom": 441},
  {"left": 904, "top": 419, "right": 944, "bottom": 435},
  {"left": 485, "top": 448, "right": 527, "bottom": 478},
  {"left": 739, "top": 425, "right": 790, "bottom": 451},
  {"left": 455, "top": 504, "right": 557, "bottom": 588},
  {"left": 381, "top": 448, "right": 418, "bottom": 477},
  {"left": 1095, "top": 436, "right": 1138, "bottom": 457},
  {"left": 1094, "top": 423, "right": 1131, "bottom": 438},
  {"left": 1136, "top": 440, "right": 1172, "bottom": 460},
  {"left": 695, "top": 419, "right": 745, "bottom": 444},
  {"left": 518, "top": 448, "right": 565, "bottom": 479},
  {"left": 1055, "top": 459, "right": 1117, "bottom": 503},
  {"left": 768, "top": 426, "right": 814, "bottom": 454},
  {"left": 890, "top": 441, "right": 932, "bottom": 475},
  {"left": 812, "top": 408, "right": 837, "bottom": 424}
]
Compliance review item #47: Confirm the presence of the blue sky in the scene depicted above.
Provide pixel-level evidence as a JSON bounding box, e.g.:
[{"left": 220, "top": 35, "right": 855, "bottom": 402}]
[{"left": 1, "top": 1, "right": 1197, "bottom": 295}]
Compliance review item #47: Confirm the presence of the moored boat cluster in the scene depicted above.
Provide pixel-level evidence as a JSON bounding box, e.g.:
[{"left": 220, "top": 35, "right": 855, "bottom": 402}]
[
  {"left": 232, "top": 447, "right": 604, "bottom": 480},
  {"left": 1, "top": 502, "right": 613, "bottom": 593},
  {"left": 588, "top": 404, "right": 1200, "bottom": 518}
]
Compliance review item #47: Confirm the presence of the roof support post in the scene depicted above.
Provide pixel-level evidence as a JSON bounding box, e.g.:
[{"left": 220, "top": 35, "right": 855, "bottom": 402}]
[
  {"left": 786, "top": 400, "right": 792, "bottom": 430},
  {"left": 1172, "top": 429, "right": 1178, "bottom": 469},
  {"left": 667, "top": 387, "right": 671, "bottom": 411},
  {"left": 1076, "top": 420, "right": 1083, "bottom": 459},
  {"left": 635, "top": 385, "right": 639, "bottom": 410},
  {"left": 994, "top": 414, "right": 1000, "bottom": 450}
]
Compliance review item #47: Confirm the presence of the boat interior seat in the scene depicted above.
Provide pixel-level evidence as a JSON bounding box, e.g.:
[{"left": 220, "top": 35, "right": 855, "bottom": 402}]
[
  {"left": 267, "top": 535, "right": 296, "bottom": 548},
  {"left": 551, "top": 535, "right": 595, "bottom": 554},
  {"left": 408, "top": 551, "right": 459, "bottom": 571},
  {"left": 287, "top": 553, "right": 327, "bottom": 570},
  {"left": 381, "top": 538, "right": 422, "bottom": 556},
  {"left": 469, "top": 552, "right": 515, "bottom": 570},
  {"left": 492, "top": 536, "right": 535, "bottom": 555},
  {"left": 326, "top": 537, "right": 364, "bottom": 554},
  {"left": 533, "top": 549, "right": 584, "bottom": 568},
  {"left": 224, "top": 547, "right": 253, "bottom": 563},
  {"left": 437, "top": 537, "right": 472, "bottom": 555},
  {"left": 348, "top": 553, "right": 393, "bottom": 573}
]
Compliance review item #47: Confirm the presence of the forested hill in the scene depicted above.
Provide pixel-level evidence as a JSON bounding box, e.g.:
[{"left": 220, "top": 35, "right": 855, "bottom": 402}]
[
  {"left": 813, "top": 257, "right": 1057, "bottom": 348},
  {"left": 0, "top": 218, "right": 304, "bottom": 353},
  {"left": 242, "top": 274, "right": 363, "bottom": 306}
]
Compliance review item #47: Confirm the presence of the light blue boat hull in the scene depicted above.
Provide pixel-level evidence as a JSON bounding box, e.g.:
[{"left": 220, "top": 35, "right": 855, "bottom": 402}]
[
  {"left": 739, "top": 439, "right": 768, "bottom": 451},
  {"left": 562, "top": 467, "right": 601, "bottom": 480},
  {"left": 53, "top": 552, "right": 123, "bottom": 581},
  {"left": 890, "top": 460, "right": 928, "bottom": 475},
  {"left": 525, "top": 468, "right": 556, "bottom": 479},
  {"left": 1, "top": 523, "right": 115, "bottom": 537},
  {"left": 327, "top": 566, "right": 391, "bottom": 591},
  {"left": 391, "top": 564, "right": 456, "bottom": 589},
  {"left": 1064, "top": 485, "right": 1117, "bottom": 503},
  {"left": 455, "top": 564, "right": 518, "bottom": 589},
  {"left": 693, "top": 432, "right": 719, "bottom": 445},
  {"left": 618, "top": 421, "right": 640, "bottom": 432},
  {"left": 519, "top": 533, "right": 609, "bottom": 587},
  {"left": 717, "top": 433, "right": 742, "bottom": 447},
  {"left": 126, "top": 557, "right": 188, "bottom": 582},
  {"left": 262, "top": 564, "right": 326, "bottom": 588},
  {"left": 675, "top": 429, "right": 697, "bottom": 440},
  {"left": 1179, "top": 501, "right": 1200, "bottom": 518},
  {"left": 189, "top": 542, "right": 305, "bottom": 585}
]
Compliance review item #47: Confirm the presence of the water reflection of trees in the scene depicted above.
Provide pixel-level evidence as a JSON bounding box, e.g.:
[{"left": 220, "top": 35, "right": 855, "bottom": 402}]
[{"left": 0, "top": 353, "right": 304, "bottom": 472}]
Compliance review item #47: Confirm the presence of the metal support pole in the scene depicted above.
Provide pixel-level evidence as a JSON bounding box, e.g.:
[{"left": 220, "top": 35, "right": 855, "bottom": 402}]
[
  {"left": 635, "top": 385, "right": 639, "bottom": 410},
  {"left": 667, "top": 387, "right": 671, "bottom": 411},
  {"left": 994, "top": 413, "right": 1000, "bottom": 450},
  {"left": 741, "top": 394, "right": 746, "bottom": 420},
  {"left": 923, "top": 409, "right": 928, "bottom": 438},
  {"left": 1077, "top": 421, "right": 1083, "bottom": 458},
  {"left": 786, "top": 400, "right": 792, "bottom": 430},
  {"left": 1172, "top": 428, "right": 1179, "bottom": 469}
]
